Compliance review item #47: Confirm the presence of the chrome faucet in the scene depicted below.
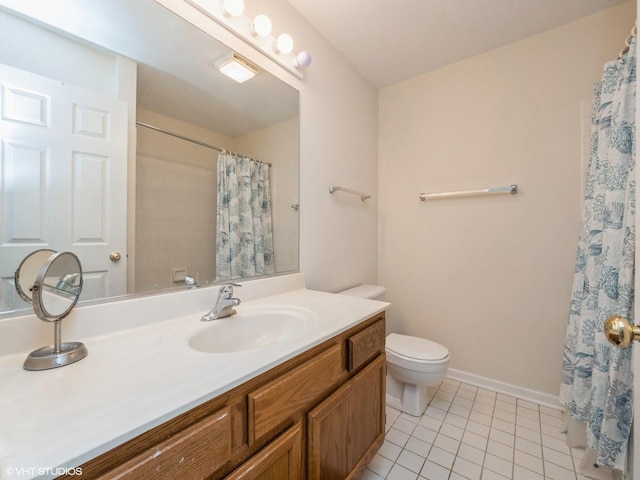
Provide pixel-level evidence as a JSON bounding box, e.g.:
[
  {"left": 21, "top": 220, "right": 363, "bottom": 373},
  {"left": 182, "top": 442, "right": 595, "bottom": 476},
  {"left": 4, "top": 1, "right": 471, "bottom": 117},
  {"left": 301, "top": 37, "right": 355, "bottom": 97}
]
[
  {"left": 55, "top": 273, "right": 82, "bottom": 294},
  {"left": 184, "top": 275, "right": 199, "bottom": 289},
  {"left": 201, "top": 283, "right": 241, "bottom": 321}
]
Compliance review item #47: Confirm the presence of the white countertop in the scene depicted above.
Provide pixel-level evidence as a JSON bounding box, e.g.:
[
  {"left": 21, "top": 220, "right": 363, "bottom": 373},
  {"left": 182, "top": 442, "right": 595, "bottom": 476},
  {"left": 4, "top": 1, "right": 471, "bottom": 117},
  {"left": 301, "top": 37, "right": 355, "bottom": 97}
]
[{"left": 0, "top": 274, "right": 388, "bottom": 480}]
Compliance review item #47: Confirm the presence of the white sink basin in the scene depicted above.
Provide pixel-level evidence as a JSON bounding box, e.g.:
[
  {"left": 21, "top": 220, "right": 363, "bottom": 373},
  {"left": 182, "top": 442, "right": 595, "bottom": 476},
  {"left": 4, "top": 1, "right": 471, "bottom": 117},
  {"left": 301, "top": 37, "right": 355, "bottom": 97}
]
[{"left": 189, "top": 306, "right": 316, "bottom": 353}]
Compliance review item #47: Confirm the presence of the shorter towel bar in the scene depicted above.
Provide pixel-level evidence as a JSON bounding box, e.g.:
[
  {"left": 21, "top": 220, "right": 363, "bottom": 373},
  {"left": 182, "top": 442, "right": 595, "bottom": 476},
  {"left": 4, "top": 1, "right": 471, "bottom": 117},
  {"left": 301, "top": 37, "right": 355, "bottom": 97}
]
[{"left": 329, "top": 185, "right": 372, "bottom": 201}]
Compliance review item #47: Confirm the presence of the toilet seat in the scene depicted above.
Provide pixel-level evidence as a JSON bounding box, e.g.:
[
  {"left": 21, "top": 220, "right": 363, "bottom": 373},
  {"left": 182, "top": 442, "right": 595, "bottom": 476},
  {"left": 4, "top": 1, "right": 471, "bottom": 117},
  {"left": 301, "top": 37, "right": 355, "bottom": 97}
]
[{"left": 386, "top": 333, "right": 449, "bottom": 363}]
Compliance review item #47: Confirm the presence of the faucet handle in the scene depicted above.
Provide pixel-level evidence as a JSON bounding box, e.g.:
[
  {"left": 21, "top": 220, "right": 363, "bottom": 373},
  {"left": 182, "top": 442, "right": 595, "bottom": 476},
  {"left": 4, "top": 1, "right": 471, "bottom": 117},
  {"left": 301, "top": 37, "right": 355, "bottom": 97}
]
[{"left": 219, "top": 282, "right": 241, "bottom": 298}]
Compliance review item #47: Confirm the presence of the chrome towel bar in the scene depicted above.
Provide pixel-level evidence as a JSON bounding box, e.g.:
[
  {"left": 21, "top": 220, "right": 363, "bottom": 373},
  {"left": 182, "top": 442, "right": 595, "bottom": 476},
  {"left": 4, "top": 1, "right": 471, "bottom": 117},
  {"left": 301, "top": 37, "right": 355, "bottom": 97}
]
[
  {"left": 419, "top": 184, "right": 518, "bottom": 201},
  {"left": 329, "top": 185, "right": 372, "bottom": 201}
]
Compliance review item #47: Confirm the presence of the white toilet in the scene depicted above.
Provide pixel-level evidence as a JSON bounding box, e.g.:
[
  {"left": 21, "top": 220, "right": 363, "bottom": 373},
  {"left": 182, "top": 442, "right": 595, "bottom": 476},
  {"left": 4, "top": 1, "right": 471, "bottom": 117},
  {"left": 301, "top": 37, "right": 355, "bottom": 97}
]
[{"left": 338, "top": 284, "right": 450, "bottom": 417}]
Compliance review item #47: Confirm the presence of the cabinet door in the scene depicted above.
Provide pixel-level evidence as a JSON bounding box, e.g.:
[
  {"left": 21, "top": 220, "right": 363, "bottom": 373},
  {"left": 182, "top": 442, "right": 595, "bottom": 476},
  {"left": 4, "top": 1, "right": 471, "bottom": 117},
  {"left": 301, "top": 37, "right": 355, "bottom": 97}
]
[
  {"left": 226, "top": 422, "right": 302, "bottom": 480},
  {"left": 307, "top": 354, "right": 385, "bottom": 480}
]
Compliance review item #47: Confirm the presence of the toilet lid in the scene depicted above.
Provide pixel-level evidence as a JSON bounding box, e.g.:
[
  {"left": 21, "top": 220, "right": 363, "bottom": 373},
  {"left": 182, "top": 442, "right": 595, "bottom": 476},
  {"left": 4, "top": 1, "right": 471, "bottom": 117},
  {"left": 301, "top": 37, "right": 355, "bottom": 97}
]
[{"left": 386, "top": 333, "right": 449, "bottom": 361}]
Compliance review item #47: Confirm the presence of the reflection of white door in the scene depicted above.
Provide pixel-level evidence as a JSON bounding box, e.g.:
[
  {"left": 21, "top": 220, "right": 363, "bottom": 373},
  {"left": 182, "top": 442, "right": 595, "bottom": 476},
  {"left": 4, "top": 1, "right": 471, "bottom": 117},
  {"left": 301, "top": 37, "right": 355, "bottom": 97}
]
[{"left": 0, "top": 63, "right": 127, "bottom": 305}]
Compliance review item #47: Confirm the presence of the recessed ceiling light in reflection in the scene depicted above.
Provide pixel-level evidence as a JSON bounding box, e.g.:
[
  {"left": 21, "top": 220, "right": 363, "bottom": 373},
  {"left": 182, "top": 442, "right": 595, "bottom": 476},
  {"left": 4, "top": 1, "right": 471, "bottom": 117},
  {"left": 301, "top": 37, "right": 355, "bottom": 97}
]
[{"left": 215, "top": 52, "right": 259, "bottom": 83}]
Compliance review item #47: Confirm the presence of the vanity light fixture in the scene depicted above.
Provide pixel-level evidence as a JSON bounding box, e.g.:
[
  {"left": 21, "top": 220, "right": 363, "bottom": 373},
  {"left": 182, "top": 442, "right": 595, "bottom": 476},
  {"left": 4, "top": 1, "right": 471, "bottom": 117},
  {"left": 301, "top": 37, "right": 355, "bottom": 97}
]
[
  {"left": 187, "top": 0, "right": 312, "bottom": 78},
  {"left": 215, "top": 52, "right": 259, "bottom": 83},
  {"left": 221, "top": 0, "right": 244, "bottom": 17},
  {"left": 252, "top": 14, "right": 272, "bottom": 37},
  {"left": 294, "top": 51, "right": 312, "bottom": 68},
  {"left": 275, "top": 33, "right": 294, "bottom": 54}
]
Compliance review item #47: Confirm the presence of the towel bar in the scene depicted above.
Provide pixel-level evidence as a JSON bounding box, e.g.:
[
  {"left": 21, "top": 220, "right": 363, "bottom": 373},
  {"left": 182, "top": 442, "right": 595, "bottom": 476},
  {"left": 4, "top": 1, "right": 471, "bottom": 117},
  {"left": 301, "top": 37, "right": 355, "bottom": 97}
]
[{"left": 419, "top": 184, "right": 518, "bottom": 201}]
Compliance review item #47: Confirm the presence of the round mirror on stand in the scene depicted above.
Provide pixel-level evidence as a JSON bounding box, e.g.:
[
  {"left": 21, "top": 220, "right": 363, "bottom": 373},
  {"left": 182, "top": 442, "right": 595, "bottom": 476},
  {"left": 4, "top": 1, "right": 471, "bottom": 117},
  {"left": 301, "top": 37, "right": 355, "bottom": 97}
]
[
  {"left": 14, "top": 248, "right": 56, "bottom": 303},
  {"left": 15, "top": 251, "right": 88, "bottom": 371}
]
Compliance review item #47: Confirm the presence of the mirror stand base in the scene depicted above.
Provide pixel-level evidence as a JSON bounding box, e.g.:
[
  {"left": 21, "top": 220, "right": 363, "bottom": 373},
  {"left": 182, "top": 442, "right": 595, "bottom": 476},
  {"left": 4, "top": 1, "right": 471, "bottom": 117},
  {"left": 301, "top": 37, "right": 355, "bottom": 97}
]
[{"left": 23, "top": 342, "right": 88, "bottom": 371}]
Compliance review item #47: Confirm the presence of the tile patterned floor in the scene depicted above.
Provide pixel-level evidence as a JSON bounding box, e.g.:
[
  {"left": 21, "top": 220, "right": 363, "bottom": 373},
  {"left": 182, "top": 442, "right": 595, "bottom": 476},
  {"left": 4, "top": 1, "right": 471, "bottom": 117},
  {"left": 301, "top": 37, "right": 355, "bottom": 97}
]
[{"left": 363, "top": 378, "right": 593, "bottom": 480}]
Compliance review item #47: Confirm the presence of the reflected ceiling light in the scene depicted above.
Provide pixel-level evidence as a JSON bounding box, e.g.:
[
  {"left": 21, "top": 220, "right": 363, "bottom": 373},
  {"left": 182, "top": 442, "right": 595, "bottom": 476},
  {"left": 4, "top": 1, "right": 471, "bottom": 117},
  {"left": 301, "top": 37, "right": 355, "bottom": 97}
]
[
  {"left": 252, "top": 14, "right": 272, "bottom": 37},
  {"left": 275, "top": 33, "right": 294, "bottom": 54},
  {"left": 222, "top": 0, "right": 244, "bottom": 17},
  {"left": 215, "top": 52, "right": 259, "bottom": 83},
  {"left": 294, "top": 51, "right": 312, "bottom": 68}
]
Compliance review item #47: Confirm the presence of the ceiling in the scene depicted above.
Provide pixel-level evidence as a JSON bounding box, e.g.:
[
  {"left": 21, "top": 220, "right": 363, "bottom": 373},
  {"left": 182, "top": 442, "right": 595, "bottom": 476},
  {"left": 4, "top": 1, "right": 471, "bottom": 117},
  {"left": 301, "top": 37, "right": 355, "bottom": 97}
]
[{"left": 287, "top": 0, "right": 631, "bottom": 88}]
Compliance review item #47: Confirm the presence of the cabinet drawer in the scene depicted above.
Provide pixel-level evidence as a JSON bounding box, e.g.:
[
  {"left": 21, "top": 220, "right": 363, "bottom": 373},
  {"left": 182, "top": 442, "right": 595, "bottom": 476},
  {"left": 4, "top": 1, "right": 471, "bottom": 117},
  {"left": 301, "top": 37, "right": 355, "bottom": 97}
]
[
  {"left": 98, "top": 407, "right": 232, "bottom": 480},
  {"left": 248, "top": 344, "right": 346, "bottom": 443},
  {"left": 226, "top": 422, "right": 302, "bottom": 480},
  {"left": 347, "top": 318, "right": 385, "bottom": 372}
]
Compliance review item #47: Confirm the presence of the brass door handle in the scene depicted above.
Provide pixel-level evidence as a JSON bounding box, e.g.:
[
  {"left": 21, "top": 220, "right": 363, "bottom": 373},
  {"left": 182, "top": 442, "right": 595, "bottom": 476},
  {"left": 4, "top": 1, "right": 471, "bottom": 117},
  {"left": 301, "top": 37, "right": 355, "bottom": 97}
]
[
  {"left": 109, "top": 252, "right": 122, "bottom": 262},
  {"left": 604, "top": 315, "right": 640, "bottom": 348}
]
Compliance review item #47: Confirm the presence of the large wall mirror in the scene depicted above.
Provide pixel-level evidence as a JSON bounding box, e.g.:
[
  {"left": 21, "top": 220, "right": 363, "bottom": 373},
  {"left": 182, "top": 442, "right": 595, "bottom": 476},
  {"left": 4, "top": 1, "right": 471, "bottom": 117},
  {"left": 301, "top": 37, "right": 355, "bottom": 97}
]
[{"left": 0, "top": 0, "right": 300, "bottom": 316}]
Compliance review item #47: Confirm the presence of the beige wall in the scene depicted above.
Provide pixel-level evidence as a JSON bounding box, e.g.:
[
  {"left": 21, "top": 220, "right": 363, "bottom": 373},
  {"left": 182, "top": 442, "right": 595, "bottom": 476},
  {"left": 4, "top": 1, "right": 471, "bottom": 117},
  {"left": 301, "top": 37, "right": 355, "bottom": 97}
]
[{"left": 378, "top": 2, "right": 635, "bottom": 395}]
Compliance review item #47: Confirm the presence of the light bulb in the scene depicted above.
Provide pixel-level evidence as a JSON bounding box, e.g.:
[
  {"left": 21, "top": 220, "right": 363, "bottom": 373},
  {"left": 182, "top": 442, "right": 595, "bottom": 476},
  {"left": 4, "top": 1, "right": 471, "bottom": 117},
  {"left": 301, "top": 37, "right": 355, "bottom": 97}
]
[
  {"left": 222, "top": 0, "right": 244, "bottom": 16},
  {"left": 252, "top": 14, "right": 272, "bottom": 36},
  {"left": 276, "top": 33, "right": 294, "bottom": 54},
  {"left": 294, "top": 51, "right": 312, "bottom": 68}
]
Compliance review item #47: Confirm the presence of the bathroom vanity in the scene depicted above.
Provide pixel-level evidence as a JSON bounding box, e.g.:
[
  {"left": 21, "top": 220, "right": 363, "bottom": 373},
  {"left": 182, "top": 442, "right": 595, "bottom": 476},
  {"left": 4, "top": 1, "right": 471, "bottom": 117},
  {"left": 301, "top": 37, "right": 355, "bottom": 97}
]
[
  {"left": 0, "top": 274, "right": 388, "bottom": 480},
  {"left": 63, "top": 313, "right": 385, "bottom": 479}
]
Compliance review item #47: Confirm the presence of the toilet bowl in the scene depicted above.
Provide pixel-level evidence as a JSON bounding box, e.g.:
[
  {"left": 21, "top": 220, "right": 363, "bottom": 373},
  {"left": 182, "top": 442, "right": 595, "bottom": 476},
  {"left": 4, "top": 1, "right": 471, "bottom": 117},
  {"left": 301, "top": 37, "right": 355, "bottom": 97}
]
[
  {"left": 337, "top": 284, "right": 450, "bottom": 417},
  {"left": 386, "top": 333, "right": 449, "bottom": 416}
]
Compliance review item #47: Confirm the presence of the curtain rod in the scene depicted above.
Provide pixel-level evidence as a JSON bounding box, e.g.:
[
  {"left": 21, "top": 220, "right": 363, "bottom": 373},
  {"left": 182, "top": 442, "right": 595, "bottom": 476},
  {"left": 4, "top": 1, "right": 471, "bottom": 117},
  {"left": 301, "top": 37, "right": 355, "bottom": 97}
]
[{"left": 135, "top": 121, "right": 271, "bottom": 166}]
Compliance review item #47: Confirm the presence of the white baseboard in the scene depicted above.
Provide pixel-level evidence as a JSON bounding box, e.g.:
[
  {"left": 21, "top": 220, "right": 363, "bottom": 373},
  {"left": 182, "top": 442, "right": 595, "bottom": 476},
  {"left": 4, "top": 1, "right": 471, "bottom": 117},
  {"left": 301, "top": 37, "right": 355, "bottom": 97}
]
[
  {"left": 386, "top": 394, "right": 402, "bottom": 411},
  {"left": 446, "top": 368, "right": 563, "bottom": 411}
]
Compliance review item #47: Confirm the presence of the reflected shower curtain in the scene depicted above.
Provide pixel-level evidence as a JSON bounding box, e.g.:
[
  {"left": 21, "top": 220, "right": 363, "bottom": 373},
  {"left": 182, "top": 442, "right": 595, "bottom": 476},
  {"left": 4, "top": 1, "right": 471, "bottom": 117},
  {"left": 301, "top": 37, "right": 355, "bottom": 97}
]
[
  {"left": 560, "top": 39, "right": 635, "bottom": 472},
  {"left": 216, "top": 152, "right": 274, "bottom": 281}
]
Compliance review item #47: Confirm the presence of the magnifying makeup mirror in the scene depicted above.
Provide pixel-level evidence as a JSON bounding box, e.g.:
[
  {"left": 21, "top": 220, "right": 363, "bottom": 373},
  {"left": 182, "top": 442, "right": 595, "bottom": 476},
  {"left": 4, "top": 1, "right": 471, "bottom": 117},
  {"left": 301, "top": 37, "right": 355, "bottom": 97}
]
[
  {"left": 15, "top": 251, "right": 88, "bottom": 370},
  {"left": 14, "top": 248, "right": 56, "bottom": 303}
]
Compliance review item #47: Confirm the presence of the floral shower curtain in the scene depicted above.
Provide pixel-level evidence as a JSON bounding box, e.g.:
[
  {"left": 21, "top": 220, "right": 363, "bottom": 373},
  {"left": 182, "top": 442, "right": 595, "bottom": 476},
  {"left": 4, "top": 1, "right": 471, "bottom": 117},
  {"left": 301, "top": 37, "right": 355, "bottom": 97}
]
[
  {"left": 559, "top": 39, "right": 635, "bottom": 473},
  {"left": 216, "top": 152, "right": 274, "bottom": 281}
]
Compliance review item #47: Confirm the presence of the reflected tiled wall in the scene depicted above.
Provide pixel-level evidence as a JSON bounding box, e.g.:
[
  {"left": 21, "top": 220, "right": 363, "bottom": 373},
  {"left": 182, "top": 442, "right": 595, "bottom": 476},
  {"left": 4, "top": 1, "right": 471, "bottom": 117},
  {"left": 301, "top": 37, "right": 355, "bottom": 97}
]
[{"left": 136, "top": 155, "right": 216, "bottom": 292}]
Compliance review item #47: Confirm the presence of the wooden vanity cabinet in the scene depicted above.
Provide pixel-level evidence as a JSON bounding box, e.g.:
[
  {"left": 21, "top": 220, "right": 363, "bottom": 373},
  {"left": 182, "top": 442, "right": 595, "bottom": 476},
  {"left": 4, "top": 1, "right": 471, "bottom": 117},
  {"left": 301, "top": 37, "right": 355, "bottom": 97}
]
[{"left": 61, "top": 313, "right": 385, "bottom": 480}]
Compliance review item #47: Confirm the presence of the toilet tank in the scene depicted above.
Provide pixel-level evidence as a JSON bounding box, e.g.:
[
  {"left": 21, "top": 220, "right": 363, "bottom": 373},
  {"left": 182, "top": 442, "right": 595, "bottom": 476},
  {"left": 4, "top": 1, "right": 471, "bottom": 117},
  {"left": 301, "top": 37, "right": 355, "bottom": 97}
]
[{"left": 337, "top": 284, "right": 386, "bottom": 300}]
